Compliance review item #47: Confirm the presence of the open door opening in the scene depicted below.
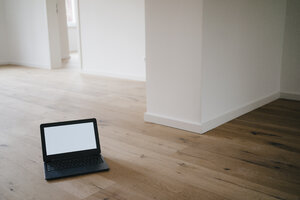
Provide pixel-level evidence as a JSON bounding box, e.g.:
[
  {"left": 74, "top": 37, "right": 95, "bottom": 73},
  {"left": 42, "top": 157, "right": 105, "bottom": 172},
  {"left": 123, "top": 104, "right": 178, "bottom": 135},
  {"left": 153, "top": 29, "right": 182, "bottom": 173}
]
[
  {"left": 47, "top": 0, "right": 145, "bottom": 80},
  {"left": 46, "top": 0, "right": 82, "bottom": 70},
  {"left": 61, "top": 0, "right": 81, "bottom": 70}
]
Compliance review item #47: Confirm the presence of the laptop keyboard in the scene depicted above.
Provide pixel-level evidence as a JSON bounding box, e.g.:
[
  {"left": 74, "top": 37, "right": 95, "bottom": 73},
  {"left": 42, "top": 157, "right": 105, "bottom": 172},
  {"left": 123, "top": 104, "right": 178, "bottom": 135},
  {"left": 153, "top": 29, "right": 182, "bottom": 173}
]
[{"left": 47, "top": 156, "right": 103, "bottom": 172}]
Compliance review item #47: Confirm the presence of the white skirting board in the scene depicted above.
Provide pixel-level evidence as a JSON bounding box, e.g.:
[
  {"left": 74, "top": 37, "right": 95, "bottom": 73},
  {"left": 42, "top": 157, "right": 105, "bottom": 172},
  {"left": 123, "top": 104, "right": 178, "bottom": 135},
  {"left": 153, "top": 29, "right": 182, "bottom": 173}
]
[
  {"left": 280, "top": 92, "right": 300, "bottom": 101},
  {"left": 200, "top": 92, "right": 280, "bottom": 133},
  {"left": 144, "top": 113, "right": 202, "bottom": 134},
  {"left": 144, "top": 92, "right": 281, "bottom": 134},
  {"left": 5, "top": 61, "right": 51, "bottom": 69},
  {"left": 82, "top": 68, "right": 146, "bottom": 82}
]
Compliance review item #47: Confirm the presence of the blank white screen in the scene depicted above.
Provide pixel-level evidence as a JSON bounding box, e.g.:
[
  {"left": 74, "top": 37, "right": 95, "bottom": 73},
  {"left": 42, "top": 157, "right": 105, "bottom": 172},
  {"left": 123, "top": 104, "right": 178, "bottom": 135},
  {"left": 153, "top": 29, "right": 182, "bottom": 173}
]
[{"left": 44, "top": 122, "right": 97, "bottom": 155}]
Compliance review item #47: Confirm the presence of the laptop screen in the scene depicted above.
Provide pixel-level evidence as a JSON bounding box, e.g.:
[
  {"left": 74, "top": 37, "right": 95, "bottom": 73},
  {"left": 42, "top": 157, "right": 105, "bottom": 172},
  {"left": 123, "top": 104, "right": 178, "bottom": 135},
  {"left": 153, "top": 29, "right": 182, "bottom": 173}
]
[{"left": 44, "top": 122, "right": 97, "bottom": 156}]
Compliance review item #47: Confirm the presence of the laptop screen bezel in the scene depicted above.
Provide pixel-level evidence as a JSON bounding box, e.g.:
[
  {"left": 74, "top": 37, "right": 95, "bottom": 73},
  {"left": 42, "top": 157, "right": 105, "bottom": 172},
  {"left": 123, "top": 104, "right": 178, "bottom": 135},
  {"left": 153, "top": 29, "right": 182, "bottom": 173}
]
[{"left": 40, "top": 118, "right": 101, "bottom": 162}]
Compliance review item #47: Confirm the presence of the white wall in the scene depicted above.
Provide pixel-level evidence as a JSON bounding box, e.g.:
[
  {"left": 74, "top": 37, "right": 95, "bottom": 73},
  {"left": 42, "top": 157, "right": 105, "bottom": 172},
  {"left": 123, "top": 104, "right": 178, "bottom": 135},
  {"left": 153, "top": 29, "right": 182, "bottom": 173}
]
[
  {"left": 145, "top": 0, "right": 287, "bottom": 134},
  {"left": 58, "top": 0, "right": 70, "bottom": 59},
  {"left": 4, "top": 0, "right": 51, "bottom": 68},
  {"left": 0, "top": 0, "right": 8, "bottom": 64},
  {"left": 68, "top": 27, "right": 78, "bottom": 52},
  {"left": 0, "top": 0, "right": 68, "bottom": 69},
  {"left": 79, "top": 0, "right": 146, "bottom": 81},
  {"left": 67, "top": 0, "right": 78, "bottom": 53},
  {"left": 144, "top": 0, "right": 204, "bottom": 133},
  {"left": 46, "top": 0, "right": 70, "bottom": 68},
  {"left": 281, "top": 0, "right": 300, "bottom": 100},
  {"left": 46, "top": 0, "right": 62, "bottom": 68},
  {"left": 200, "top": 0, "right": 286, "bottom": 131}
]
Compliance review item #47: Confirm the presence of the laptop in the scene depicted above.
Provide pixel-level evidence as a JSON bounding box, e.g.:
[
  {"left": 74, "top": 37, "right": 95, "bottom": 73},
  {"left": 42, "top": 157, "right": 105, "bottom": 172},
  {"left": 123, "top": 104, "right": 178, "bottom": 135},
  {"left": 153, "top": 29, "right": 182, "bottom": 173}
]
[{"left": 40, "top": 118, "right": 109, "bottom": 180}]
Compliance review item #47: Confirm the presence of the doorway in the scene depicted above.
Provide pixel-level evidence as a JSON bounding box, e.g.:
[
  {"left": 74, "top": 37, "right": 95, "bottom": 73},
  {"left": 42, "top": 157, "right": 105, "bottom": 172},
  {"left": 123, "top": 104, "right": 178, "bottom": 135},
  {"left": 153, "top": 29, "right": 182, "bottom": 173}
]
[
  {"left": 46, "top": 0, "right": 82, "bottom": 70},
  {"left": 46, "top": 0, "right": 145, "bottom": 80},
  {"left": 61, "top": 0, "right": 81, "bottom": 70}
]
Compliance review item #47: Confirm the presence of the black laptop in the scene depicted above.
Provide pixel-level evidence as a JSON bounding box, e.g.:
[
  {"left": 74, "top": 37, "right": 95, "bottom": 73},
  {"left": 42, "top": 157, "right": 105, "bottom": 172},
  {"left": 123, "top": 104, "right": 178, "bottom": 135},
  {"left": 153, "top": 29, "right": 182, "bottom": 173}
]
[{"left": 40, "top": 118, "right": 109, "bottom": 180}]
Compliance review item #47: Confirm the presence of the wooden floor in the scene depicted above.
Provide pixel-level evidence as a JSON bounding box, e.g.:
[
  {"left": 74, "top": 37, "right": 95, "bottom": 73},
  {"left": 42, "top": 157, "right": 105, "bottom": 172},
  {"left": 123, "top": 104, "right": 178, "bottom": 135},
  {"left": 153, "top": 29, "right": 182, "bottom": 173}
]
[{"left": 0, "top": 65, "right": 299, "bottom": 200}]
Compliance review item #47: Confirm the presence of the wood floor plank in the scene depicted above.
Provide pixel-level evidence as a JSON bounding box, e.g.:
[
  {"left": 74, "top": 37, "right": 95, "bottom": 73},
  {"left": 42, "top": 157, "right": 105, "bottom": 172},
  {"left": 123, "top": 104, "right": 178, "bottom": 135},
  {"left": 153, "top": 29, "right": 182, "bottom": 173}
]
[{"left": 0, "top": 65, "right": 299, "bottom": 200}]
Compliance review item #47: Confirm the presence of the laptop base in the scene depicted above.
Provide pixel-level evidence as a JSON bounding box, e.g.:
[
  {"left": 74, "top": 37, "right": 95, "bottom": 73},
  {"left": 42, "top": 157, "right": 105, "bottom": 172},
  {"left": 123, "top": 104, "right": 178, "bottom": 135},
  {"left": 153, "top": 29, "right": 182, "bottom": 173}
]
[{"left": 44, "top": 155, "right": 109, "bottom": 180}]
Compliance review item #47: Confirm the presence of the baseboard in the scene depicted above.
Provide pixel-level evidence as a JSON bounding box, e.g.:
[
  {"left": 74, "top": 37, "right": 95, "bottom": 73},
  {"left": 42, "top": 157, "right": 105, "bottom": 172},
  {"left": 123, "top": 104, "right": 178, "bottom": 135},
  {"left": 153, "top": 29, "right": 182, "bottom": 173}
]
[
  {"left": 200, "top": 92, "right": 280, "bottom": 133},
  {"left": 144, "top": 92, "right": 280, "bottom": 134},
  {"left": 82, "top": 68, "right": 146, "bottom": 82},
  {"left": 280, "top": 92, "right": 300, "bottom": 101},
  {"left": 144, "top": 112, "right": 202, "bottom": 134},
  {"left": 8, "top": 61, "right": 51, "bottom": 69}
]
